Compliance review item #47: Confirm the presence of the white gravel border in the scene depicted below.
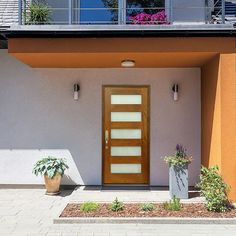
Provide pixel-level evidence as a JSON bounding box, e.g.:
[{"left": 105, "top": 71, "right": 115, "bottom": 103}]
[{"left": 54, "top": 217, "right": 236, "bottom": 225}]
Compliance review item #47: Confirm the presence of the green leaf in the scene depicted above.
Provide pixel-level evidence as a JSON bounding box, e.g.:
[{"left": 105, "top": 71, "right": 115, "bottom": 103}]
[
  {"left": 196, "top": 165, "right": 230, "bottom": 212},
  {"left": 32, "top": 156, "right": 69, "bottom": 179}
]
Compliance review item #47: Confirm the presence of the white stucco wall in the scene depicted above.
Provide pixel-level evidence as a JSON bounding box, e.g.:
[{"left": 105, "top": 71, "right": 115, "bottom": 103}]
[{"left": 0, "top": 50, "right": 201, "bottom": 186}]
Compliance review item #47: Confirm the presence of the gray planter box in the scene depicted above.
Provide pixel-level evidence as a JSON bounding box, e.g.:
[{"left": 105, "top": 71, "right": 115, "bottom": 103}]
[{"left": 169, "top": 164, "right": 189, "bottom": 199}]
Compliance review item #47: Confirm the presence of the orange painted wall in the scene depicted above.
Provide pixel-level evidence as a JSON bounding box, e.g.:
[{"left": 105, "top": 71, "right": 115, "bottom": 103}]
[
  {"left": 8, "top": 37, "right": 235, "bottom": 68},
  {"left": 8, "top": 38, "right": 236, "bottom": 53},
  {"left": 201, "top": 55, "right": 222, "bottom": 170},
  {"left": 201, "top": 53, "right": 236, "bottom": 201},
  {"left": 10, "top": 52, "right": 217, "bottom": 68},
  {"left": 220, "top": 54, "right": 236, "bottom": 200}
]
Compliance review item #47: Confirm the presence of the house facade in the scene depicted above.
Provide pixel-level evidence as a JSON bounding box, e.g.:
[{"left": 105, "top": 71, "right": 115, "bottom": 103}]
[{"left": 0, "top": 0, "right": 236, "bottom": 200}]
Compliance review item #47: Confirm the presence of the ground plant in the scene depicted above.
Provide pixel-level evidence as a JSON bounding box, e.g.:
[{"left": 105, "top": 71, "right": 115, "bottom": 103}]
[
  {"left": 196, "top": 166, "right": 230, "bottom": 212},
  {"left": 163, "top": 196, "right": 182, "bottom": 211},
  {"left": 32, "top": 156, "right": 69, "bottom": 179},
  {"left": 140, "top": 203, "right": 154, "bottom": 211},
  {"left": 110, "top": 198, "right": 124, "bottom": 212},
  {"left": 80, "top": 202, "right": 100, "bottom": 212},
  {"left": 164, "top": 144, "right": 192, "bottom": 167},
  {"left": 61, "top": 202, "right": 236, "bottom": 218}
]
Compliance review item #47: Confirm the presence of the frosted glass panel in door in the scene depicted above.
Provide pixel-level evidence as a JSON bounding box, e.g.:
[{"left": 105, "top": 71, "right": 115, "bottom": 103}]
[
  {"left": 111, "top": 129, "right": 141, "bottom": 139},
  {"left": 111, "top": 95, "right": 142, "bottom": 104},
  {"left": 111, "top": 146, "right": 141, "bottom": 156},
  {"left": 111, "top": 112, "right": 142, "bottom": 122},
  {"left": 111, "top": 164, "right": 142, "bottom": 173}
]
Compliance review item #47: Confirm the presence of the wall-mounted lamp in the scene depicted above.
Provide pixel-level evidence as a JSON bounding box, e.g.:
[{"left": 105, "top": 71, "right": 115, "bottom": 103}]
[
  {"left": 172, "top": 84, "right": 179, "bottom": 101},
  {"left": 74, "top": 84, "right": 80, "bottom": 100},
  {"left": 121, "top": 59, "right": 135, "bottom": 68}
]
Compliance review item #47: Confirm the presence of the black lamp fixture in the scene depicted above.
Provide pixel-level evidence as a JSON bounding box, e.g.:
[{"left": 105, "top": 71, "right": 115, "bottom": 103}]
[{"left": 74, "top": 84, "right": 80, "bottom": 100}]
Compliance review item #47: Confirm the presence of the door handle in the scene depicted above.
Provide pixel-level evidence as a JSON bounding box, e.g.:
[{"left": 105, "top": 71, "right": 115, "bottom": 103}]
[
  {"left": 105, "top": 130, "right": 109, "bottom": 144},
  {"left": 105, "top": 130, "right": 109, "bottom": 149}
]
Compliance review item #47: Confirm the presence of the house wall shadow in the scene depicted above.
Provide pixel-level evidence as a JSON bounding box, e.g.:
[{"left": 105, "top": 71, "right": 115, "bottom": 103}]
[{"left": 0, "top": 50, "right": 201, "bottom": 186}]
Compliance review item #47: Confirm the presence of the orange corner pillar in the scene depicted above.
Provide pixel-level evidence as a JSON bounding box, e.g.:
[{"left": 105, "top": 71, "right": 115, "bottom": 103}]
[
  {"left": 202, "top": 53, "right": 236, "bottom": 201},
  {"left": 220, "top": 53, "right": 236, "bottom": 201}
]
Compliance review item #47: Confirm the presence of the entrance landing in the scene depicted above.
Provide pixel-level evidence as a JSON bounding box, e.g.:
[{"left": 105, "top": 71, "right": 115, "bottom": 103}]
[{"left": 69, "top": 186, "right": 205, "bottom": 203}]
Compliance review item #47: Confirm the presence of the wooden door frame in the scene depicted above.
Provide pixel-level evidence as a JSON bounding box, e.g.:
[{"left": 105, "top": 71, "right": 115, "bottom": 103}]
[{"left": 102, "top": 85, "right": 150, "bottom": 185}]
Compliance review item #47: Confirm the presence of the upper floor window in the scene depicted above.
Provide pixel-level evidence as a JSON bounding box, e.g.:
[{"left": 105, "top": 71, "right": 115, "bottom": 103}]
[
  {"left": 46, "top": 0, "right": 166, "bottom": 25},
  {"left": 79, "top": 0, "right": 166, "bottom": 24},
  {"left": 80, "top": 0, "right": 118, "bottom": 24}
]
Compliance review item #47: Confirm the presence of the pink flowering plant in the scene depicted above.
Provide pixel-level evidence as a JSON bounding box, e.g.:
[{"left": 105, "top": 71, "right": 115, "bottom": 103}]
[{"left": 129, "top": 10, "right": 169, "bottom": 25}]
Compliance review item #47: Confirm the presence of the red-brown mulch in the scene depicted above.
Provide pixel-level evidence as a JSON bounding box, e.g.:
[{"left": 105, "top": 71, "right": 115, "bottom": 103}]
[{"left": 60, "top": 203, "right": 236, "bottom": 218}]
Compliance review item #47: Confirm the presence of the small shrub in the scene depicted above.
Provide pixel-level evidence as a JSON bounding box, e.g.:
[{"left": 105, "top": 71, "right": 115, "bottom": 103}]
[
  {"left": 140, "top": 203, "right": 154, "bottom": 211},
  {"left": 163, "top": 196, "right": 182, "bottom": 211},
  {"left": 110, "top": 198, "right": 123, "bottom": 212},
  {"left": 80, "top": 202, "right": 99, "bottom": 212},
  {"left": 196, "top": 166, "right": 229, "bottom": 212}
]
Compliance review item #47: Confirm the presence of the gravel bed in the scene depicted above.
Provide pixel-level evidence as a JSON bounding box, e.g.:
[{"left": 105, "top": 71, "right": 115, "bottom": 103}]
[{"left": 60, "top": 203, "right": 236, "bottom": 218}]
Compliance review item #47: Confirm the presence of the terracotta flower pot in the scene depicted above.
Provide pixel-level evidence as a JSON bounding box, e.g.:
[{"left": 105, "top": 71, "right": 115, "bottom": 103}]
[{"left": 44, "top": 173, "right": 62, "bottom": 195}]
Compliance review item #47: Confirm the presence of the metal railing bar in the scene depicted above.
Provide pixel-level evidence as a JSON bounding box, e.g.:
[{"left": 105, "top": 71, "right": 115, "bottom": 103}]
[
  {"left": 19, "top": 6, "right": 226, "bottom": 10},
  {"left": 18, "top": 0, "right": 22, "bottom": 25},
  {"left": 68, "top": 0, "right": 72, "bottom": 24},
  {"left": 222, "top": 0, "right": 225, "bottom": 23}
]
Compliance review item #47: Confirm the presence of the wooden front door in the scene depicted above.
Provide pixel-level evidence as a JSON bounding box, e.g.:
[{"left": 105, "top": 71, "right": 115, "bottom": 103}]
[{"left": 103, "top": 86, "right": 150, "bottom": 184}]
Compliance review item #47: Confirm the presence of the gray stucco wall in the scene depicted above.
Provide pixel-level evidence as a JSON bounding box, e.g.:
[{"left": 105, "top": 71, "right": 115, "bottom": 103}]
[{"left": 0, "top": 50, "right": 201, "bottom": 186}]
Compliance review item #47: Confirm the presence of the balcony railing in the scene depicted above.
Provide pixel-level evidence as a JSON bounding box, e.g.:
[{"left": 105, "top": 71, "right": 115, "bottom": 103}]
[{"left": 18, "top": 0, "right": 227, "bottom": 26}]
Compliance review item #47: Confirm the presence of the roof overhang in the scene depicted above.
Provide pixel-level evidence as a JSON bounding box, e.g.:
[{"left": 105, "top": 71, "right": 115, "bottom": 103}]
[
  {"left": 0, "top": 29, "right": 8, "bottom": 49},
  {"left": 0, "top": 24, "right": 235, "bottom": 38},
  {"left": 8, "top": 37, "right": 236, "bottom": 68}
]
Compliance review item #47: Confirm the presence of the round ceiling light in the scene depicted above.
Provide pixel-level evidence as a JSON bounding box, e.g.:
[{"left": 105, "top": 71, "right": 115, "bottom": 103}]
[{"left": 121, "top": 60, "right": 135, "bottom": 68}]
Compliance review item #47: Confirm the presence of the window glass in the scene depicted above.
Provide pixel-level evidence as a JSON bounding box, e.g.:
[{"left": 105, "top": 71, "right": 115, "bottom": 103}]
[
  {"left": 111, "top": 164, "right": 142, "bottom": 173},
  {"left": 111, "top": 129, "right": 142, "bottom": 139},
  {"left": 80, "top": 0, "right": 118, "bottom": 24},
  {"left": 111, "top": 112, "right": 142, "bottom": 122},
  {"left": 111, "top": 95, "right": 142, "bottom": 104},
  {"left": 111, "top": 146, "right": 142, "bottom": 156},
  {"left": 47, "top": 0, "right": 69, "bottom": 24}
]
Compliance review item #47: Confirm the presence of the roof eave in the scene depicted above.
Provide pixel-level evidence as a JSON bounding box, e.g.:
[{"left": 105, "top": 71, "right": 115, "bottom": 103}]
[{"left": 2, "top": 29, "right": 236, "bottom": 38}]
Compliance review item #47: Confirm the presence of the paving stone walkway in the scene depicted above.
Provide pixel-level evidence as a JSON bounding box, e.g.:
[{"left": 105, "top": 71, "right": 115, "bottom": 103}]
[
  {"left": 69, "top": 186, "right": 205, "bottom": 203},
  {"left": 0, "top": 189, "right": 236, "bottom": 236}
]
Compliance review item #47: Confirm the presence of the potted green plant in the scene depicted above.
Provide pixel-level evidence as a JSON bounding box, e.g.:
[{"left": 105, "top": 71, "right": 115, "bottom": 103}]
[
  {"left": 33, "top": 156, "right": 69, "bottom": 195},
  {"left": 164, "top": 144, "right": 192, "bottom": 199},
  {"left": 24, "top": 0, "right": 51, "bottom": 25}
]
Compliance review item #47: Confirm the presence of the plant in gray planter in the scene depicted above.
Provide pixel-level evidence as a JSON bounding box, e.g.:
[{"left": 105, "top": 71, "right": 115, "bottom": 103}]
[
  {"left": 33, "top": 156, "right": 69, "bottom": 195},
  {"left": 164, "top": 144, "right": 192, "bottom": 199}
]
